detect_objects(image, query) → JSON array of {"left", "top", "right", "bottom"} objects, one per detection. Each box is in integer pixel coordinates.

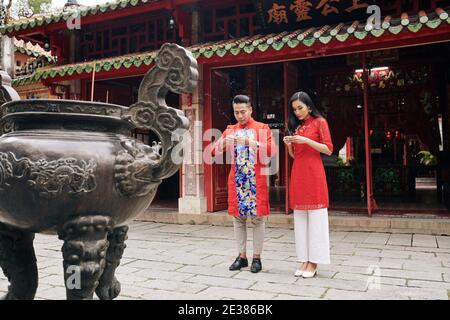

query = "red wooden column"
[
  {"left": 361, "top": 52, "right": 377, "bottom": 216},
  {"left": 203, "top": 65, "right": 214, "bottom": 212},
  {"left": 283, "top": 62, "right": 298, "bottom": 214},
  {"left": 284, "top": 64, "right": 290, "bottom": 215}
]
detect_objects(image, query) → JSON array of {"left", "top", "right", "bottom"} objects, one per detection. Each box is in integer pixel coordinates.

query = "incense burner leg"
[
  {"left": 95, "top": 225, "right": 128, "bottom": 300},
  {"left": 58, "top": 216, "right": 111, "bottom": 300},
  {"left": 0, "top": 223, "right": 38, "bottom": 300}
]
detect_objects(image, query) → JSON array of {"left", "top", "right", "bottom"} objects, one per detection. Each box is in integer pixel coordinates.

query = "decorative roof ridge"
[
  {"left": 39, "top": 49, "right": 158, "bottom": 70},
  {"left": 14, "top": 46, "right": 56, "bottom": 63},
  {"left": 1, "top": 0, "right": 158, "bottom": 35},
  {"left": 14, "top": 39, "right": 56, "bottom": 62}
]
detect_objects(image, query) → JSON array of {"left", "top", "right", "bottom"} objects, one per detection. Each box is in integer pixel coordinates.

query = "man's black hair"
[{"left": 233, "top": 95, "right": 251, "bottom": 105}]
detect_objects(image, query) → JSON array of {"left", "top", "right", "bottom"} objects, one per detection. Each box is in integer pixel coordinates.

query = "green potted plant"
[{"left": 417, "top": 151, "right": 437, "bottom": 166}]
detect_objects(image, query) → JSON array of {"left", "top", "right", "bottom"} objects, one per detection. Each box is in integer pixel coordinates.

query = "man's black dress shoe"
[
  {"left": 250, "top": 258, "right": 262, "bottom": 273},
  {"left": 229, "top": 256, "right": 248, "bottom": 271}
]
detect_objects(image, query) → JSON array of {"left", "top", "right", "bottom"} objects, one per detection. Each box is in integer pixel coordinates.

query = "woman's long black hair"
[{"left": 287, "top": 91, "right": 323, "bottom": 134}]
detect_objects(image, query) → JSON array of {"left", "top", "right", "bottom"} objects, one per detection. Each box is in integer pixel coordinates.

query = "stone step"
[{"left": 137, "top": 210, "right": 450, "bottom": 236}]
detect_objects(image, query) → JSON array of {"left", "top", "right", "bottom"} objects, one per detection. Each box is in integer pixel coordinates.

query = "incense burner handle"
[
  {"left": 121, "top": 43, "right": 198, "bottom": 182},
  {"left": 0, "top": 70, "right": 20, "bottom": 135}
]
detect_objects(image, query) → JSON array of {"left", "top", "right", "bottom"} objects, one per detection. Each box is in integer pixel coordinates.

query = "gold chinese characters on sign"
[
  {"left": 267, "top": 0, "right": 369, "bottom": 24},
  {"left": 290, "top": 0, "right": 313, "bottom": 21},
  {"left": 268, "top": 3, "right": 289, "bottom": 24}
]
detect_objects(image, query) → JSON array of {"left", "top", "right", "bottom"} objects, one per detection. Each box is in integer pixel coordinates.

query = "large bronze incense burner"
[{"left": 0, "top": 43, "right": 197, "bottom": 300}]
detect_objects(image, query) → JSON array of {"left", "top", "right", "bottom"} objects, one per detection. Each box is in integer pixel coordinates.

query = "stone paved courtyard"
[{"left": 1, "top": 221, "right": 450, "bottom": 300}]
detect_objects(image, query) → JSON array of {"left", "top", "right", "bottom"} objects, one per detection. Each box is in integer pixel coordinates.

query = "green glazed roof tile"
[
  {"left": 243, "top": 45, "right": 255, "bottom": 54},
  {"left": 271, "top": 41, "right": 284, "bottom": 51},
  {"left": 133, "top": 59, "right": 143, "bottom": 67},
  {"left": 124, "top": 60, "right": 134, "bottom": 68},
  {"left": 257, "top": 43, "right": 269, "bottom": 52},
  {"left": 407, "top": 23, "right": 423, "bottom": 32},
  {"left": 202, "top": 51, "right": 214, "bottom": 59},
  {"left": 303, "top": 38, "right": 316, "bottom": 47},
  {"left": 319, "top": 36, "right": 332, "bottom": 44},
  {"left": 287, "top": 39, "right": 299, "bottom": 48},
  {"left": 216, "top": 48, "right": 228, "bottom": 57},
  {"left": 389, "top": 25, "right": 403, "bottom": 34},
  {"left": 426, "top": 18, "right": 442, "bottom": 29},
  {"left": 143, "top": 56, "right": 153, "bottom": 65},
  {"left": 371, "top": 28, "right": 385, "bottom": 37},
  {"left": 336, "top": 33, "right": 350, "bottom": 42},
  {"left": 230, "top": 48, "right": 241, "bottom": 56},
  {"left": 354, "top": 30, "right": 368, "bottom": 40}
]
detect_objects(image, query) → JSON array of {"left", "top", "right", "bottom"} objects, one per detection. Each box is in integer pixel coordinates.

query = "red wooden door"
[
  {"left": 211, "top": 70, "right": 232, "bottom": 211},
  {"left": 284, "top": 62, "right": 299, "bottom": 214}
]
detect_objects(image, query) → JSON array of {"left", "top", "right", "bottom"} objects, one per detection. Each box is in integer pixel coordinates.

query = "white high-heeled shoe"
[
  {"left": 294, "top": 269, "right": 304, "bottom": 277},
  {"left": 302, "top": 269, "right": 317, "bottom": 278}
]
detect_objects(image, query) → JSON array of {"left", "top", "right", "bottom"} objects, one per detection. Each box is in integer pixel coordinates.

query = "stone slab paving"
[{"left": 0, "top": 221, "right": 450, "bottom": 300}]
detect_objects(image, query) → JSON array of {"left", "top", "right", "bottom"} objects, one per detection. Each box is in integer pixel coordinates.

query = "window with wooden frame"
[
  {"left": 80, "top": 12, "right": 178, "bottom": 61},
  {"left": 200, "top": 0, "right": 261, "bottom": 42}
]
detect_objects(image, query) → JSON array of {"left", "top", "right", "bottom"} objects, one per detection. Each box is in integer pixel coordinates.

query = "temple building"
[{"left": 1, "top": 0, "right": 449, "bottom": 216}]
